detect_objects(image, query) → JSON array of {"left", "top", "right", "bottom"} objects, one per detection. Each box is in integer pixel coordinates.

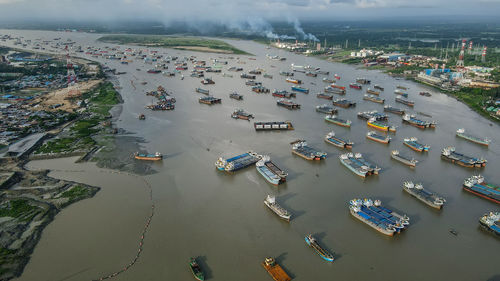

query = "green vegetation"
[
  {"left": 451, "top": 87, "right": 500, "bottom": 122},
  {"left": 60, "top": 185, "right": 89, "bottom": 201},
  {"left": 0, "top": 199, "right": 38, "bottom": 220},
  {"left": 98, "top": 35, "right": 249, "bottom": 55}
]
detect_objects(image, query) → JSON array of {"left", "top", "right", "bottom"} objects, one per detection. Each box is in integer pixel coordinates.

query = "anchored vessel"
[
  {"left": 189, "top": 258, "right": 205, "bottom": 281},
  {"left": 366, "top": 131, "right": 391, "bottom": 144},
  {"left": 403, "top": 137, "right": 430, "bottom": 152},
  {"left": 231, "top": 109, "right": 254, "bottom": 120},
  {"left": 333, "top": 98, "right": 356, "bottom": 108},
  {"left": 134, "top": 152, "right": 162, "bottom": 161},
  {"left": 395, "top": 97, "right": 414, "bottom": 107},
  {"left": 363, "top": 94, "right": 385, "bottom": 104},
  {"left": 420, "top": 91, "right": 432, "bottom": 97},
  {"left": 195, "top": 87, "right": 209, "bottom": 95},
  {"left": 340, "top": 153, "right": 380, "bottom": 178},
  {"left": 456, "top": 128, "right": 490, "bottom": 146},
  {"left": 277, "top": 99, "right": 301, "bottom": 110},
  {"left": 394, "top": 89, "right": 408, "bottom": 98},
  {"left": 441, "top": 147, "right": 486, "bottom": 168},
  {"left": 325, "top": 115, "right": 352, "bottom": 128},
  {"left": 317, "top": 93, "right": 334, "bottom": 100},
  {"left": 215, "top": 152, "right": 261, "bottom": 172},
  {"left": 291, "top": 140, "right": 327, "bottom": 161},
  {"left": 367, "top": 118, "right": 396, "bottom": 132},
  {"left": 324, "top": 86, "right": 346, "bottom": 95},
  {"left": 261, "top": 257, "right": 291, "bottom": 281},
  {"left": 356, "top": 78, "right": 371, "bottom": 84},
  {"left": 391, "top": 150, "right": 417, "bottom": 167},
  {"left": 241, "top": 73, "right": 256, "bottom": 79},
  {"left": 384, "top": 105, "right": 405, "bottom": 115},
  {"left": 463, "top": 175, "right": 500, "bottom": 204},
  {"left": 256, "top": 156, "right": 287, "bottom": 185},
  {"left": 349, "top": 199, "right": 410, "bottom": 236},
  {"left": 264, "top": 195, "right": 291, "bottom": 221},
  {"left": 403, "top": 182, "right": 446, "bottom": 209},
  {"left": 305, "top": 234, "right": 335, "bottom": 262},
  {"left": 350, "top": 83, "right": 362, "bottom": 89},
  {"left": 286, "top": 78, "right": 301, "bottom": 84},
  {"left": 252, "top": 85, "right": 270, "bottom": 93},
  {"left": 402, "top": 114, "right": 436, "bottom": 129},
  {"left": 291, "top": 86, "right": 309, "bottom": 93},
  {"left": 254, "top": 121, "right": 294, "bottom": 131},
  {"left": 199, "top": 96, "right": 221, "bottom": 105},
  {"left": 229, "top": 92, "right": 243, "bottom": 100},
  {"left": 325, "top": 131, "right": 353, "bottom": 149},
  {"left": 316, "top": 104, "right": 337, "bottom": 115},
  {"left": 357, "top": 111, "right": 388, "bottom": 121},
  {"left": 272, "top": 90, "right": 296, "bottom": 98},
  {"left": 479, "top": 212, "right": 500, "bottom": 235},
  {"left": 366, "top": 88, "right": 380, "bottom": 95},
  {"left": 201, "top": 78, "right": 214, "bottom": 84}
]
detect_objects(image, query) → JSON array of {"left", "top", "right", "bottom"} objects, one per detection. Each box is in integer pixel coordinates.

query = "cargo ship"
[
  {"left": 222, "top": 73, "right": 233, "bottom": 78},
  {"left": 374, "top": 84, "right": 384, "bottom": 91},
  {"left": 317, "top": 70, "right": 330, "bottom": 75},
  {"left": 394, "top": 89, "right": 408, "bottom": 98},
  {"left": 215, "top": 151, "right": 261, "bottom": 172},
  {"left": 277, "top": 99, "right": 301, "bottom": 110},
  {"left": 305, "top": 234, "right": 335, "bottom": 262},
  {"left": 189, "top": 258, "right": 205, "bottom": 281},
  {"left": 195, "top": 88, "right": 209, "bottom": 95},
  {"left": 229, "top": 92, "right": 243, "bottom": 100},
  {"left": 272, "top": 90, "right": 296, "bottom": 98},
  {"left": 286, "top": 78, "right": 302, "bottom": 84},
  {"left": 323, "top": 77, "right": 334, "bottom": 83},
  {"left": 363, "top": 94, "right": 385, "bottom": 104},
  {"left": 384, "top": 105, "right": 405, "bottom": 115},
  {"left": 249, "top": 69, "right": 262, "bottom": 75},
  {"left": 325, "top": 115, "right": 352, "bottom": 128},
  {"left": 246, "top": 80, "right": 261, "bottom": 86},
  {"left": 340, "top": 153, "right": 380, "bottom": 177},
  {"left": 330, "top": 84, "right": 346, "bottom": 90},
  {"left": 252, "top": 85, "right": 270, "bottom": 93},
  {"left": 241, "top": 73, "right": 256, "bottom": 79},
  {"left": 391, "top": 150, "right": 417, "bottom": 167},
  {"left": 366, "top": 89, "right": 380, "bottom": 95},
  {"left": 356, "top": 78, "right": 371, "bottom": 84},
  {"left": 397, "top": 85, "right": 408, "bottom": 90},
  {"left": 261, "top": 257, "right": 291, "bottom": 281},
  {"left": 264, "top": 195, "right": 291, "bottom": 221},
  {"left": 316, "top": 104, "right": 337, "bottom": 115},
  {"left": 199, "top": 96, "right": 221, "bottom": 105},
  {"left": 441, "top": 147, "right": 487, "bottom": 168},
  {"left": 456, "top": 128, "right": 490, "bottom": 146},
  {"left": 147, "top": 69, "right": 161, "bottom": 74},
  {"left": 325, "top": 131, "right": 353, "bottom": 149},
  {"left": 349, "top": 198, "right": 409, "bottom": 236},
  {"left": 254, "top": 121, "right": 294, "bottom": 131},
  {"left": 419, "top": 91, "right": 432, "bottom": 97},
  {"left": 403, "top": 137, "right": 429, "bottom": 152},
  {"left": 306, "top": 71, "right": 317, "bottom": 77},
  {"left": 367, "top": 118, "right": 396, "bottom": 133},
  {"left": 279, "top": 71, "right": 294, "bottom": 76},
  {"left": 134, "top": 152, "right": 163, "bottom": 161},
  {"left": 403, "top": 182, "right": 446, "bottom": 209},
  {"left": 291, "top": 140, "right": 327, "bottom": 161},
  {"left": 395, "top": 97, "right": 414, "bottom": 107},
  {"left": 402, "top": 114, "right": 436, "bottom": 129},
  {"left": 264, "top": 73, "right": 273, "bottom": 79},
  {"left": 317, "top": 93, "right": 333, "bottom": 100},
  {"left": 366, "top": 131, "right": 391, "bottom": 144},
  {"left": 349, "top": 83, "right": 362, "bottom": 89},
  {"left": 332, "top": 98, "right": 356, "bottom": 108},
  {"left": 231, "top": 109, "right": 254, "bottom": 120},
  {"left": 201, "top": 78, "right": 214, "bottom": 85},
  {"left": 324, "top": 86, "right": 346, "bottom": 95},
  {"left": 479, "top": 212, "right": 500, "bottom": 235},
  {"left": 256, "top": 156, "right": 287, "bottom": 185},
  {"left": 334, "top": 74, "right": 341, "bottom": 80},
  {"left": 463, "top": 176, "right": 499, "bottom": 204},
  {"left": 291, "top": 86, "right": 309, "bottom": 93},
  {"left": 357, "top": 111, "right": 388, "bottom": 121}
]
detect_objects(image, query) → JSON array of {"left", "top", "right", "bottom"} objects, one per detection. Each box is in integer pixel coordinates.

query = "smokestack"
[{"left": 481, "top": 46, "right": 487, "bottom": 63}]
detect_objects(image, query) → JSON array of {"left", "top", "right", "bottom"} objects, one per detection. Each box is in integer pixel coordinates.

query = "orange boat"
[
  {"left": 285, "top": 78, "right": 301, "bottom": 84},
  {"left": 134, "top": 152, "right": 163, "bottom": 161},
  {"left": 330, "top": 84, "right": 346, "bottom": 90},
  {"left": 262, "top": 257, "right": 291, "bottom": 281}
]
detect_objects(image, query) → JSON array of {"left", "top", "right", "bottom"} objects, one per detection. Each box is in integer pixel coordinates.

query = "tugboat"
[
  {"left": 340, "top": 153, "right": 380, "bottom": 178},
  {"left": 231, "top": 109, "right": 254, "bottom": 120},
  {"left": 441, "top": 147, "right": 487, "bottom": 168},
  {"left": 463, "top": 176, "right": 499, "bottom": 204},
  {"left": 215, "top": 151, "right": 261, "bottom": 172},
  {"left": 349, "top": 199, "right": 410, "bottom": 236},
  {"left": 363, "top": 94, "right": 385, "bottom": 104},
  {"left": 402, "top": 114, "right": 436, "bottom": 129},
  {"left": 254, "top": 121, "right": 294, "bottom": 131},
  {"left": 277, "top": 99, "right": 300, "bottom": 110},
  {"left": 479, "top": 212, "right": 500, "bottom": 235},
  {"left": 229, "top": 92, "right": 243, "bottom": 100},
  {"left": 264, "top": 195, "right": 291, "bottom": 221},
  {"left": 325, "top": 115, "right": 352, "bottom": 128},
  {"left": 272, "top": 90, "right": 296, "bottom": 98},
  {"left": 189, "top": 258, "right": 205, "bottom": 281},
  {"left": 305, "top": 234, "right": 335, "bottom": 262},
  {"left": 291, "top": 140, "right": 327, "bottom": 161},
  {"left": 291, "top": 86, "right": 309, "bottom": 93},
  {"left": 403, "top": 137, "right": 430, "bottom": 152},
  {"left": 332, "top": 98, "right": 356, "bottom": 108},
  {"left": 366, "top": 131, "right": 391, "bottom": 144},
  {"left": 134, "top": 152, "right": 163, "bottom": 161},
  {"left": 403, "top": 182, "right": 446, "bottom": 209},
  {"left": 316, "top": 104, "right": 337, "bottom": 115},
  {"left": 391, "top": 150, "right": 417, "bottom": 167},
  {"left": 256, "top": 156, "right": 287, "bottom": 185},
  {"left": 456, "top": 128, "right": 490, "bottom": 146},
  {"left": 384, "top": 105, "right": 405, "bottom": 115},
  {"left": 395, "top": 97, "right": 414, "bottom": 107},
  {"left": 367, "top": 118, "right": 396, "bottom": 132},
  {"left": 261, "top": 257, "right": 291, "bottom": 281},
  {"left": 325, "top": 131, "right": 353, "bottom": 149}
]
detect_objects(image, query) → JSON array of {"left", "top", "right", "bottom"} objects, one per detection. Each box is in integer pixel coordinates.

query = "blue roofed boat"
[
  {"left": 479, "top": 212, "right": 500, "bottom": 236},
  {"left": 215, "top": 151, "right": 261, "bottom": 172},
  {"left": 256, "top": 156, "right": 287, "bottom": 185}
]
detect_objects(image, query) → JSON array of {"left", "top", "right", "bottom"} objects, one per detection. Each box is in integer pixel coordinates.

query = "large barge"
[
  {"left": 264, "top": 195, "right": 291, "bottom": 221},
  {"left": 316, "top": 104, "right": 337, "bottom": 115},
  {"left": 261, "top": 257, "right": 291, "bottom": 281},
  {"left": 463, "top": 175, "right": 499, "bottom": 204},
  {"left": 305, "top": 234, "right": 335, "bottom": 262},
  {"left": 402, "top": 114, "right": 436, "bottom": 129},
  {"left": 366, "top": 131, "right": 391, "bottom": 144},
  {"left": 363, "top": 94, "right": 385, "bottom": 104},
  {"left": 367, "top": 118, "right": 396, "bottom": 132},
  {"left": 349, "top": 199, "right": 410, "bottom": 236},
  {"left": 199, "top": 96, "right": 221, "bottom": 105},
  {"left": 333, "top": 98, "right": 356, "bottom": 108},
  {"left": 403, "top": 137, "right": 430, "bottom": 152},
  {"left": 291, "top": 86, "right": 309, "bottom": 93},
  {"left": 231, "top": 109, "right": 254, "bottom": 120},
  {"left": 215, "top": 151, "right": 261, "bottom": 172},
  {"left": 272, "top": 90, "right": 296, "bottom": 98},
  {"left": 324, "top": 86, "right": 346, "bottom": 95},
  {"left": 403, "top": 181, "right": 446, "bottom": 209},
  {"left": 256, "top": 156, "right": 287, "bottom": 185},
  {"left": 325, "top": 131, "right": 353, "bottom": 149},
  {"left": 456, "top": 128, "right": 490, "bottom": 146},
  {"left": 325, "top": 115, "right": 352, "bottom": 128},
  {"left": 384, "top": 105, "right": 405, "bottom": 115},
  {"left": 254, "top": 121, "right": 294, "bottom": 131},
  {"left": 291, "top": 140, "right": 327, "bottom": 161},
  {"left": 357, "top": 111, "right": 388, "bottom": 121},
  {"left": 134, "top": 152, "right": 163, "bottom": 161},
  {"left": 390, "top": 150, "right": 417, "bottom": 167},
  {"left": 339, "top": 153, "right": 380, "bottom": 178},
  {"left": 441, "top": 147, "right": 486, "bottom": 168},
  {"left": 277, "top": 99, "right": 301, "bottom": 110},
  {"left": 395, "top": 97, "right": 415, "bottom": 107},
  {"left": 479, "top": 212, "right": 500, "bottom": 235}
]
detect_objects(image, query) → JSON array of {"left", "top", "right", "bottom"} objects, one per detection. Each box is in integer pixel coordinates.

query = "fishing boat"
[
  {"left": 441, "top": 147, "right": 487, "bottom": 168},
  {"left": 256, "top": 156, "right": 287, "bottom": 185},
  {"left": 254, "top": 121, "right": 294, "bottom": 131},
  {"left": 325, "top": 115, "right": 351, "bottom": 128},
  {"left": 403, "top": 137, "right": 429, "bottom": 152},
  {"left": 366, "top": 89, "right": 380, "bottom": 95},
  {"left": 374, "top": 84, "right": 384, "bottom": 91},
  {"left": 324, "top": 86, "right": 346, "bottom": 95},
  {"left": 325, "top": 131, "right": 353, "bottom": 149},
  {"left": 395, "top": 97, "right": 414, "bottom": 107},
  {"left": 391, "top": 150, "right": 418, "bottom": 167},
  {"left": 317, "top": 93, "right": 333, "bottom": 100},
  {"left": 229, "top": 92, "right": 243, "bottom": 100},
  {"left": 199, "top": 96, "right": 221, "bottom": 105},
  {"left": 340, "top": 153, "right": 380, "bottom": 177},
  {"left": 264, "top": 195, "right": 291, "bottom": 221},
  {"left": 231, "top": 109, "right": 254, "bottom": 120},
  {"left": 332, "top": 98, "right": 356, "bottom": 108},
  {"left": 456, "top": 128, "right": 490, "bottom": 146},
  {"left": 215, "top": 151, "right": 261, "bottom": 172},
  {"left": 463, "top": 175, "right": 500, "bottom": 204},
  {"left": 394, "top": 89, "right": 408, "bottom": 98},
  {"left": 272, "top": 90, "right": 296, "bottom": 98},
  {"left": 261, "top": 257, "right": 291, "bottom": 281},
  {"left": 349, "top": 199, "right": 409, "bottom": 236},
  {"left": 384, "top": 105, "right": 405, "bottom": 115},
  {"left": 349, "top": 83, "right": 362, "bottom": 89},
  {"left": 286, "top": 78, "right": 302, "bottom": 84},
  {"left": 291, "top": 86, "right": 309, "bottom": 93},
  {"left": 316, "top": 104, "right": 337, "bottom": 115},
  {"left": 403, "top": 182, "right": 446, "bottom": 209},
  {"left": 479, "top": 212, "right": 500, "bottom": 235},
  {"left": 367, "top": 118, "right": 396, "bottom": 132},
  {"left": 134, "top": 152, "right": 162, "bottom": 161},
  {"left": 402, "top": 114, "right": 436, "bottom": 129},
  {"left": 195, "top": 88, "right": 209, "bottom": 95},
  {"left": 305, "top": 234, "right": 335, "bottom": 262},
  {"left": 277, "top": 99, "right": 300, "bottom": 109},
  {"left": 356, "top": 78, "right": 371, "bottom": 84},
  {"left": 189, "top": 258, "right": 205, "bottom": 281},
  {"left": 357, "top": 111, "right": 388, "bottom": 121},
  {"left": 291, "top": 140, "right": 327, "bottom": 161},
  {"left": 366, "top": 131, "right": 391, "bottom": 144},
  {"left": 363, "top": 94, "right": 385, "bottom": 104}
]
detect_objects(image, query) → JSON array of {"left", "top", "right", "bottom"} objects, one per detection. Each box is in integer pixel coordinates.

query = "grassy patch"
[
  {"left": 0, "top": 199, "right": 38, "bottom": 219},
  {"left": 60, "top": 185, "right": 89, "bottom": 201}
]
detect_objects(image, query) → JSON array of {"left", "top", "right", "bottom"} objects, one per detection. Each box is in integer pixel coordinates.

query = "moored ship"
[
  {"left": 264, "top": 195, "right": 291, "bottom": 221},
  {"left": 291, "top": 140, "right": 327, "bottom": 161},
  {"left": 291, "top": 86, "right": 309, "bottom": 93},
  {"left": 317, "top": 93, "right": 333, "bottom": 100},
  {"left": 332, "top": 98, "right": 356, "bottom": 108},
  {"left": 367, "top": 118, "right": 396, "bottom": 132},
  {"left": 199, "top": 96, "right": 222, "bottom": 105},
  {"left": 403, "top": 137, "right": 430, "bottom": 152},
  {"left": 391, "top": 150, "right": 417, "bottom": 167},
  {"left": 256, "top": 156, "right": 287, "bottom": 185},
  {"left": 324, "top": 86, "right": 346, "bottom": 95},
  {"left": 479, "top": 212, "right": 500, "bottom": 235},
  {"left": 195, "top": 87, "right": 209, "bottom": 95},
  {"left": 357, "top": 111, "right": 388, "bottom": 121},
  {"left": 286, "top": 78, "right": 301, "bottom": 84},
  {"left": 261, "top": 257, "right": 291, "bottom": 281},
  {"left": 340, "top": 153, "right": 380, "bottom": 177},
  {"left": 384, "top": 105, "right": 405, "bottom": 115},
  {"left": 215, "top": 151, "right": 261, "bottom": 172},
  {"left": 305, "top": 234, "right": 335, "bottom": 262},
  {"left": 463, "top": 175, "right": 499, "bottom": 204},
  {"left": 456, "top": 128, "right": 490, "bottom": 146},
  {"left": 366, "top": 131, "right": 391, "bottom": 144},
  {"left": 272, "top": 90, "right": 296, "bottom": 98},
  {"left": 349, "top": 198, "right": 409, "bottom": 236},
  {"left": 349, "top": 83, "right": 362, "bottom": 89},
  {"left": 134, "top": 152, "right": 163, "bottom": 161},
  {"left": 402, "top": 114, "right": 436, "bottom": 129},
  {"left": 254, "top": 121, "right": 294, "bottom": 131},
  {"left": 189, "top": 258, "right": 205, "bottom": 281},
  {"left": 231, "top": 109, "right": 254, "bottom": 120},
  {"left": 403, "top": 181, "right": 446, "bottom": 209},
  {"left": 441, "top": 147, "right": 486, "bottom": 168},
  {"left": 316, "top": 104, "right": 337, "bottom": 115},
  {"left": 277, "top": 98, "right": 301, "bottom": 110},
  {"left": 325, "top": 115, "right": 352, "bottom": 128},
  {"left": 229, "top": 92, "right": 243, "bottom": 100},
  {"left": 325, "top": 131, "right": 353, "bottom": 149},
  {"left": 363, "top": 94, "right": 385, "bottom": 104},
  {"left": 395, "top": 97, "right": 414, "bottom": 107}
]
